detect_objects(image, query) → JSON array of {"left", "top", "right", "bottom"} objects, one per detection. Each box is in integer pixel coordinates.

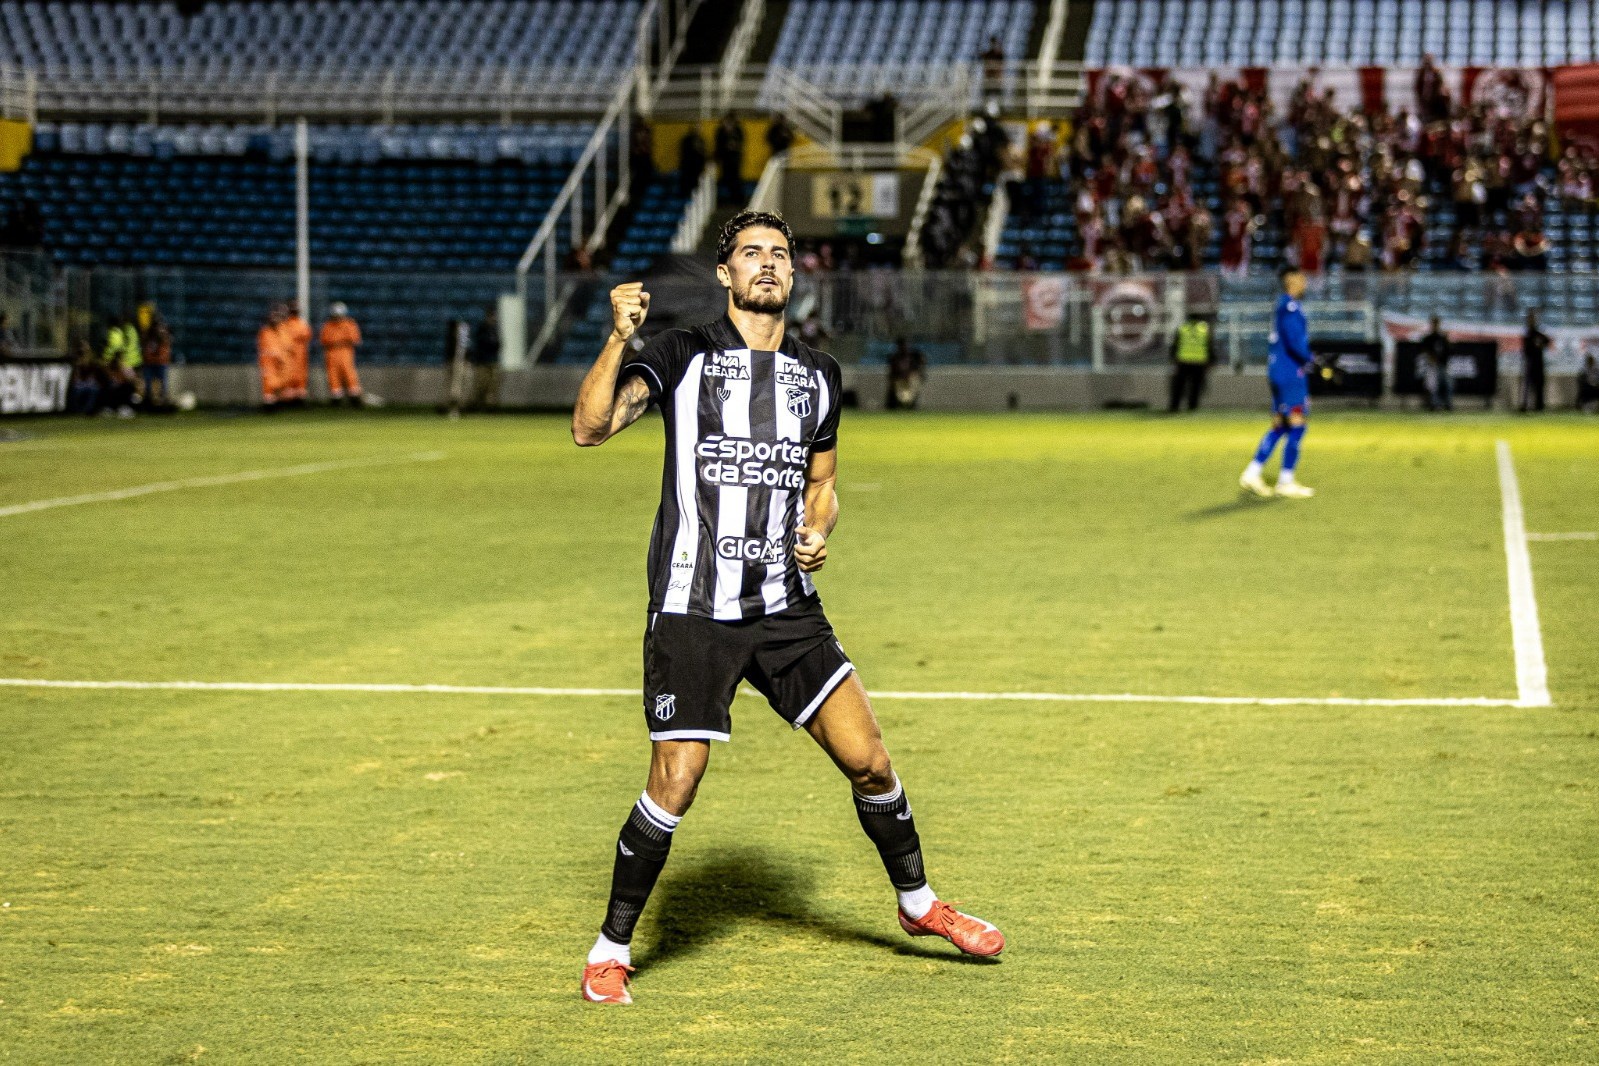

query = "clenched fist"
[
  {"left": 610, "top": 282, "right": 651, "bottom": 342},
  {"left": 795, "top": 525, "right": 827, "bottom": 573}
]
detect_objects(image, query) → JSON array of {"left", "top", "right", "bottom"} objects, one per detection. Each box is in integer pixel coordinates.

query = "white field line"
[
  {"left": 1527, "top": 531, "right": 1597, "bottom": 542},
  {"left": 1496, "top": 441, "right": 1552, "bottom": 708},
  {"left": 0, "top": 452, "right": 445, "bottom": 519},
  {"left": 0, "top": 677, "right": 1528, "bottom": 708}
]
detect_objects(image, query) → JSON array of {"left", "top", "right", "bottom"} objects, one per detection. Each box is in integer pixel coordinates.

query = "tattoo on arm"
[{"left": 611, "top": 375, "right": 653, "bottom": 434}]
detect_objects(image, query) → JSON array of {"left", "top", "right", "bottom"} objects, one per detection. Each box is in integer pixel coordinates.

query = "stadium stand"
[
  {"left": 0, "top": 122, "right": 602, "bottom": 361},
  {"left": 0, "top": 124, "right": 596, "bottom": 271},
  {"left": 762, "top": 0, "right": 1034, "bottom": 104},
  {"left": 1086, "top": 0, "right": 1599, "bottom": 69},
  {"left": 0, "top": 0, "right": 639, "bottom": 81}
]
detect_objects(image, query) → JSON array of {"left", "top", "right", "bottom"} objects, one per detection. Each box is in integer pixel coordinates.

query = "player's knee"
[
  {"left": 649, "top": 745, "right": 708, "bottom": 813},
  {"left": 653, "top": 765, "right": 702, "bottom": 810},
  {"left": 846, "top": 751, "right": 896, "bottom": 795}
]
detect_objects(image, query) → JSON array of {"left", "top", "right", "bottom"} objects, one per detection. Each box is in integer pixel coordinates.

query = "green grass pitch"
[{"left": 1, "top": 410, "right": 1595, "bottom": 1064}]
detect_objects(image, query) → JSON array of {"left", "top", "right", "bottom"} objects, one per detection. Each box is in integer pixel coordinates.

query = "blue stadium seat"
[
  {"left": 0, "top": 1, "right": 642, "bottom": 89},
  {"left": 760, "top": 0, "right": 1033, "bottom": 108},
  {"left": 1084, "top": 0, "right": 1597, "bottom": 67}
]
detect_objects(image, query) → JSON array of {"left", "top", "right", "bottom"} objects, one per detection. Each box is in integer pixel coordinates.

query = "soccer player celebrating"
[
  {"left": 570, "top": 210, "right": 1005, "bottom": 1005},
  {"left": 1240, "top": 267, "right": 1317, "bottom": 499}
]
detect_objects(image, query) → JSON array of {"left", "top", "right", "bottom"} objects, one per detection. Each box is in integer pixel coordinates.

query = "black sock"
[
  {"left": 853, "top": 776, "right": 927, "bottom": 891},
  {"left": 600, "top": 796, "right": 679, "bottom": 944}
]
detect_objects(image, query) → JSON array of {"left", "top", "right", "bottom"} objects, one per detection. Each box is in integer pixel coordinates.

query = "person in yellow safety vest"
[
  {"left": 102, "top": 308, "right": 143, "bottom": 372},
  {"left": 1168, "top": 313, "right": 1217, "bottom": 413},
  {"left": 99, "top": 309, "right": 143, "bottom": 417}
]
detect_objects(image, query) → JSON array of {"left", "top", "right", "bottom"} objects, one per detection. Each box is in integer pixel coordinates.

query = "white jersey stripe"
[
  {"left": 712, "top": 351, "right": 753, "bottom": 620},
  {"left": 798, "top": 373, "right": 834, "bottom": 599},
  {"left": 661, "top": 353, "right": 705, "bottom": 614}
]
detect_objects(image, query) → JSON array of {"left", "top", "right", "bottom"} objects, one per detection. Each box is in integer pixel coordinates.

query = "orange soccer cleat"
[
  {"left": 581, "top": 960, "right": 635, "bottom": 1004},
  {"left": 898, "top": 900, "right": 1006, "bottom": 957}
]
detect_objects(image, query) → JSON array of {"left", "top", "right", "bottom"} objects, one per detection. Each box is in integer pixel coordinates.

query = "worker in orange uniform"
[
  {"left": 280, "top": 300, "right": 312, "bottom": 403},
  {"left": 257, "top": 303, "right": 289, "bottom": 410},
  {"left": 320, "top": 301, "right": 364, "bottom": 406}
]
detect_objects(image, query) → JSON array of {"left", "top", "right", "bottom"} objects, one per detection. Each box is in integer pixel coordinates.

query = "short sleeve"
[
  {"left": 620, "top": 330, "right": 690, "bottom": 403},
  {"left": 812, "top": 354, "right": 843, "bottom": 452}
]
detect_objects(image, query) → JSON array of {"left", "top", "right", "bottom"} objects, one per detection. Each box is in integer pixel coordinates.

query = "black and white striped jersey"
[{"left": 620, "top": 314, "right": 843, "bottom": 621}]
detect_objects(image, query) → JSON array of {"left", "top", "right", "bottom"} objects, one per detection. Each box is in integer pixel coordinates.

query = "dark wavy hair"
[{"left": 716, "top": 210, "right": 794, "bottom": 264}]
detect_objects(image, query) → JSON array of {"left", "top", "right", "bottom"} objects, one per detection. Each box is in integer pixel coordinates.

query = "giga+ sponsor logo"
[
  {"left": 717, "top": 535, "right": 787, "bottom": 565},
  {"left": 696, "top": 434, "right": 807, "bottom": 488}
]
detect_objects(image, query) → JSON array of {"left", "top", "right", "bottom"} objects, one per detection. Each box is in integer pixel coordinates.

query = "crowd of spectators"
[{"left": 1008, "top": 58, "right": 1593, "bottom": 277}]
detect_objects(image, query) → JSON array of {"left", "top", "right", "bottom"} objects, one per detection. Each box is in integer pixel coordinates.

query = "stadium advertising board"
[
  {"left": 0, "top": 357, "right": 72, "bottom": 416},
  {"left": 1382, "top": 312, "right": 1599, "bottom": 374},
  {"left": 1394, "top": 341, "right": 1500, "bottom": 399},
  {"left": 1308, "top": 341, "right": 1384, "bottom": 400},
  {"left": 809, "top": 172, "right": 900, "bottom": 220},
  {"left": 785, "top": 171, "right": 915, "bottom": 237}
]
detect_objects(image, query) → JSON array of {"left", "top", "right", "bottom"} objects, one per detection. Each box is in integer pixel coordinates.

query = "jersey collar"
[{"left": 714, "top": 313, "right": 797, "bottom": 356}]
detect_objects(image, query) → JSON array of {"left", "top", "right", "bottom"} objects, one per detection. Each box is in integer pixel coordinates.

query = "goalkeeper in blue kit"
[{"left": 1240, "top": 268, "right": 1316, "bottom": 499}]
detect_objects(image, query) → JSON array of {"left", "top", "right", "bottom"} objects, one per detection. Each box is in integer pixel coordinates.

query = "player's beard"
[{"left": 731, "top": 274, "right": 789, "bottom": 314}]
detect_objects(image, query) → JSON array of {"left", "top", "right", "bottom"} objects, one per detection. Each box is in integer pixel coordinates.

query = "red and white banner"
[
  {"left": 1094, "top": 65, "right": 1553, "bottom": 122},
  {"left": 1381, "top": 312, "right": 1595, "bottom": 374},
  {"left": 1021, "top": 275, "right": 1069, "bottom": 331}
]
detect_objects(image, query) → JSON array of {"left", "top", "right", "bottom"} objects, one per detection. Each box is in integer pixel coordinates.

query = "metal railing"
[
  {"left": 634, "top": 0, "right": 702, "bottom": 114},
  {"left": 747, "top": 149, "right": 788, "bottom": 215},
  {"left": 0, "top": 250, "right": 65, "bottom": 356},
  {"left": 516, "top": 0, "right": 698, "bottom": 363},
  {"left": 902, "top": 154, "right": 944, "bottom": 269},
  {"left": 651, "top": 60, "right": 1085, "bottom": 121},
  {"left": 2, "top": 66, "right": 641, "bottom": 124},
  {"left": 30, "top": 261, "right": 1599, "bottom": 370},
  {"left": 0, "top": 64, "right": 35, "bottom": 122},
  {"left": 516, "top": 80, "right": 632, "bottom": 360},
  {"left": 982, "top": 182, "right": 1012, "bottom": 265},
  {"left": 716, "top": 0, "right": 768, "bottom": 111},
  {"left": 767, "top": 67, "right": 844, "bottom": 146},
  {"left": 4, "top": 53, "right": 1088, "bottom": 127},
  {"left": 1014, "top": 61, "right": 1088, "bottom": 117},
  {"left": 671, "top": 168, "right": 720, "bottom": 255}
]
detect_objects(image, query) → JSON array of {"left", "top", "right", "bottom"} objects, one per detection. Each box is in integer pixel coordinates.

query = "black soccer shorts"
[{"left": 641, "top": 597, "right": 856, "bottom": 742}]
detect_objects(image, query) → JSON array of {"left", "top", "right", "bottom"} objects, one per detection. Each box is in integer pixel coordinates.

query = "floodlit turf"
[{"left": 1, "top": 409, "right": 1595, "bottom": 1064}]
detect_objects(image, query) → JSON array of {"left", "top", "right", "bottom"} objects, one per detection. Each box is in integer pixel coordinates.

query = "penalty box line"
[
  {"left": 0, "top": 677, "right": 1532, "bottom": 708},
  {"left": 0, "top": 452, "right": 446, "bottom": 519},
  {"left": 1496, "top": 441, "right": 1552, "bottom": 708}
]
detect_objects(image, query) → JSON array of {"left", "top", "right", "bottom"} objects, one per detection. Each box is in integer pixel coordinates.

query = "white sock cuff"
[
  {"left": 897, "top": 884, "right": 937, "bottom": 920},
  {"left": 638, "top": 790, "right": 682, "bottom": 831},
  {"left": 588, "top": 933, "right": 632, "bottom": 966},
  {"left": 853, "top": 774, "right": 903, "bottom": 805}
]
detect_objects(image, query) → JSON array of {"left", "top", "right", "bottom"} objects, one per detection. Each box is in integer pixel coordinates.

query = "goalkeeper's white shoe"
[
  {"left": 1240, "top": 470, "right": 1274, "bottom": 497},
  {"left": 1276, "top": 481, "right": 1316, "bottom": 499}
]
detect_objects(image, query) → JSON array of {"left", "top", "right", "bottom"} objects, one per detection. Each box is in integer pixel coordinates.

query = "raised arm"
[
  {"left": 572, "top": 283, "right": 653, "bottom": 446},
  {"left": 795, "top": 446, "right": 838, "bottom": 573}
]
